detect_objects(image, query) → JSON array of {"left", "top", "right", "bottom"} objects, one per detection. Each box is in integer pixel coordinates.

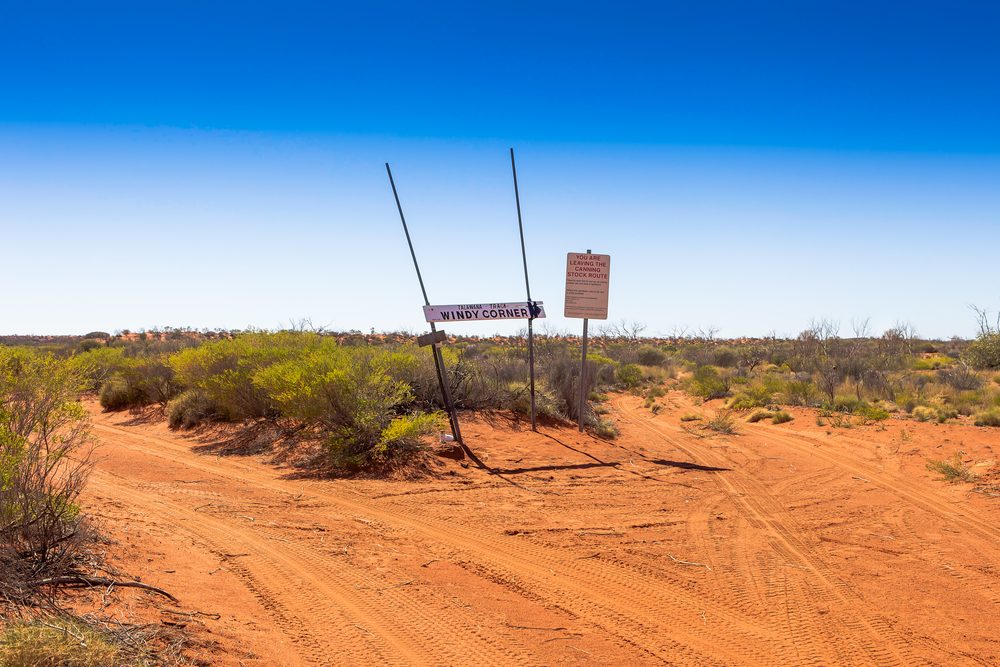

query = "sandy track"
[{"left": 83, "top": 395, "right": 999, "bottom": 665}]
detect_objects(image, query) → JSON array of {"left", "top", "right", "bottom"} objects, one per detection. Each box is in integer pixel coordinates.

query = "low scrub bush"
[
  {"left": 688, "top": 366, "right": 730, "bottom": 400},
  {"left": 616, "top": 363, "right": 643, "bottom": 389},
  {"left": 636, "top": 345, "right": 667, "bottom": 366},
  {"left": 166, "top": 389, "right": 219, "bottom": 429},
  {"left": 506, "top": 381, "right": 565, "bottom": 421},
  {"left": 911, "top": 405, "right": 937, "bottom": 422},
  {"left": 973, "top": 408, "right": 1000, "bottom": 427},
  {"left": 746, "top": 409, "right": 774, "bottom": 423},
  {"left": 938, "top": 364, "right": 983, "bottom": 391},
  {"left": 0, "top": 348, "right": 92, "bottom": 599},
  {"left": 926, "top": 453, "right": 975, "bottom": 482},
  {"left": 856, "top": 404, "right": 890, "bottom": 422},
  {"left": 592, "top": 417, "right": 619, "bottom": 439},
  {"left": 772, "top": 410, "right": 794, "bottom": 424},
  {"left": 0, "top": 618, "right": 133, "bottom": 667},
  {"left": 965, "top": 332, "right": 1000, "bottom": 370},
  {"left": 705, "top": 410, "right": 739, "bottom": 434},
  {"left": 783, "top": 379, "right": 816, "bottom": 406},
  {"left": 98, "top": 377, "right": 144, "bottom": 411},
  {"left": 252, "top": 346, "right": 439, "bottom": 467},
  {"left": 913, "top": 355, "right": 953, "bottom": 370},
  {"left": 729, "top": 382, "right": 774, "bottom": 410}
]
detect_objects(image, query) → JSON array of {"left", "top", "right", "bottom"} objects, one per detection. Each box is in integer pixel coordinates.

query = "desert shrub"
[
  {"left": 746, "top": 409, "right": 774, "bottom": 423},
  {"left": 856, "top": 404, "right": 890, "bottom": 422},
  {"left": 445, "top": 348, "right": 525, "bottom": 410},
  {"left": 67, "top": 347, "right": 128, "bottom": 391},
  {"left": 616, "top": 363, "right": 643, "bottom": 389},
  {"left": 771, "top": 410, "right": 794, "bottom": 424},
  {"left": 543, "top": 353, "right": 599, "bottom": 421},
  {"left": 705, "top": 410, "right": 739, "bottom": 434},
  {"left": 973, "top": 409, "right": 1000, "bottom": 427},
  {"left": 911, "top": 405, "right": 937, "bottom": 422},
  {"left": 831, "top": 395, "right": 864, "bottom": 414},
  {"left": 506, "top": 381, "right": 565, "bottom": 421},
  {"left": 0, "top": 348, "right": 92, "bottom": 598},
  {"left": 680, "top": 412, "right": 702, "bottom": 422},
  {"left": 938, "top": 364, "right": 983, "bottom": 391},
  {"left": 926, "top": 454, "right": 975, "bottom": 482},
  {"left": 96, "top": 357, "right": 178, "bottom": 410},
  {"left": 252, "top": 346, "right": 438, "bottom": 467},
  {"left": 166, "top": 389, "right": 220, "bottom": 429},
  {"left": 729, "top": 382, "right": 775, "bottom": 410},
  {"left": 688, "top": 366, "right": 730, "bottom": 400},
  {"left": 593, "top": 418, "right": 619, "bottom": 439},
  {"left": 636, "top": 345, "right": 667, "bottom": 366},
  {"left": 169, "top": 332, "right": 324, "bottom": 420},
  {"left": 913, "top": 355, "right": 954, "bottom": 371},
  {"left": 98, "top": 377, "right": 144, "bottom": 411},
  {"left": 0, "top": 619, "right": 134, "bottom": 667},
  {"left": 783, "top": 379, "right": 816, "bottom": 406},
  {"left": 965, "top": 332, "right": 1000, "bottom": 370},
  {"left": 936, "top": 407, "right": 959, "bottom": 423},
  {"left": 944, "top": 389, "right": 988, "bottom": 416},
  {"left": 712, "top": 348, "right": 739, "bottom": 368}
]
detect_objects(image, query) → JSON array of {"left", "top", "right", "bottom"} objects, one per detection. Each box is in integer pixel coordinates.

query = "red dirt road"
[{"left": 82, "top": 393, "right": 999, "bottom": 665}]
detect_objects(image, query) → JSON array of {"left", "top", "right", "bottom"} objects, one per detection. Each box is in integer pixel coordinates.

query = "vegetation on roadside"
[{"left": 926, "top": 453, "right": 976, "bottom": 483}]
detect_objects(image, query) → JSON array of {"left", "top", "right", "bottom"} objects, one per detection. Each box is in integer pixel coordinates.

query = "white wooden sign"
[
  {"left": 423, "top": 301, "right": 545, "bottom": 323},
  {"left": 564, "top": 253, "right": 610, "bottom": 319}
]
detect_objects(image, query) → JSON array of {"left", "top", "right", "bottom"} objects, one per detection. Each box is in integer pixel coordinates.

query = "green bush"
[
  {"left": 772, "top": 410, "right": 794, "bottom": 424},
  {"left": 688, "top": 366, "right": 730, "bottom": 400},
  {"left": 729, "top": 382, "right": 774, "bottom": 410},
  {"left": 169, "top": 332, "right": 325, "bottom": 420},
  {"left": 252, "top": 346, "right": 438, "bottom": 466},
  {"left": 636, "top": 345, "right": 667, "bottom": 366},
  {"left": 856, "top": 404, "right": 890, "bottom": 422},
  {"left": 965, "top": 332, "right": 1000, "bottom": 370},
  {"left": 783, "top": 379, "right": 816, "bottom": 406},
  {"left": 98, "top": 377, "right": 144, "bottom": 411},
  {"left": 67, "top": 347, "right": 127, "bottom": 391},
  {"left": 0, "top": 348, "right": 92, "bottom": 596},
  {"left": 166, "top": 389, "right": 219, "bottom": 429},
  {"left": 616, "top": 363, "right": 643, "bottom": 389},
  {"left": 973, "top": 408, "right": 1000, "bottom": 427}
]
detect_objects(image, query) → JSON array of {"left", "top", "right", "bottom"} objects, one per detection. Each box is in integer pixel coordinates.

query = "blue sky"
[{"left": 1, "top": 2, "right": 998, "bottom": 338}]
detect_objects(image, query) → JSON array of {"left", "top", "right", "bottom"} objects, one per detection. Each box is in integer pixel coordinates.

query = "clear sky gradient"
[{"left": 1, "top": 2, "right": 998, "bottom": 338}]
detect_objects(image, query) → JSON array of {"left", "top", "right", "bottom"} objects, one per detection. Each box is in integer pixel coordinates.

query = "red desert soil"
[{"left": 81, "top": 393, "right": 999, "bottom": 666}]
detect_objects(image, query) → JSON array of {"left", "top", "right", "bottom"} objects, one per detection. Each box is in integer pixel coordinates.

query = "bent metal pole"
[
  {"left": 385, "top": 163, "right": 463, "bottom": 446},
  {"left": 510, "top": 148, "right": 537, "bottom": 431}
]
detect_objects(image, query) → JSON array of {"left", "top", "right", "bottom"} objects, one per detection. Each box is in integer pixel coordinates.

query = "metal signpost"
[
  {"left": 387, "top": 152, "right": 547, "bottom": 446},
  {"left": 509, "top": 149, "right": 539, "bottom": 430},
  {"left": 564, "top": 251, "right": 611, "bottom": 432},
  {"left": 385, "top": 163, "right": 463, "bottom": 447}
]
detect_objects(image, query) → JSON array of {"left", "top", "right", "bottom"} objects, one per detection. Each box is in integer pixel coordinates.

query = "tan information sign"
[{"left": 564, "top": 252, "right": 610, "bottom": 319}]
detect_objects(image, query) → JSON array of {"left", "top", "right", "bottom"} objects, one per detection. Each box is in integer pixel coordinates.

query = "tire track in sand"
[
  {"left": 91, "top": 418, "right": 785, "bottom": 665},
  {"left": 89, "top": 468, "right": 542, "bottom": 667},
  {"left": 611, "top": 399, "right": 919, "bottom": 666}
]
